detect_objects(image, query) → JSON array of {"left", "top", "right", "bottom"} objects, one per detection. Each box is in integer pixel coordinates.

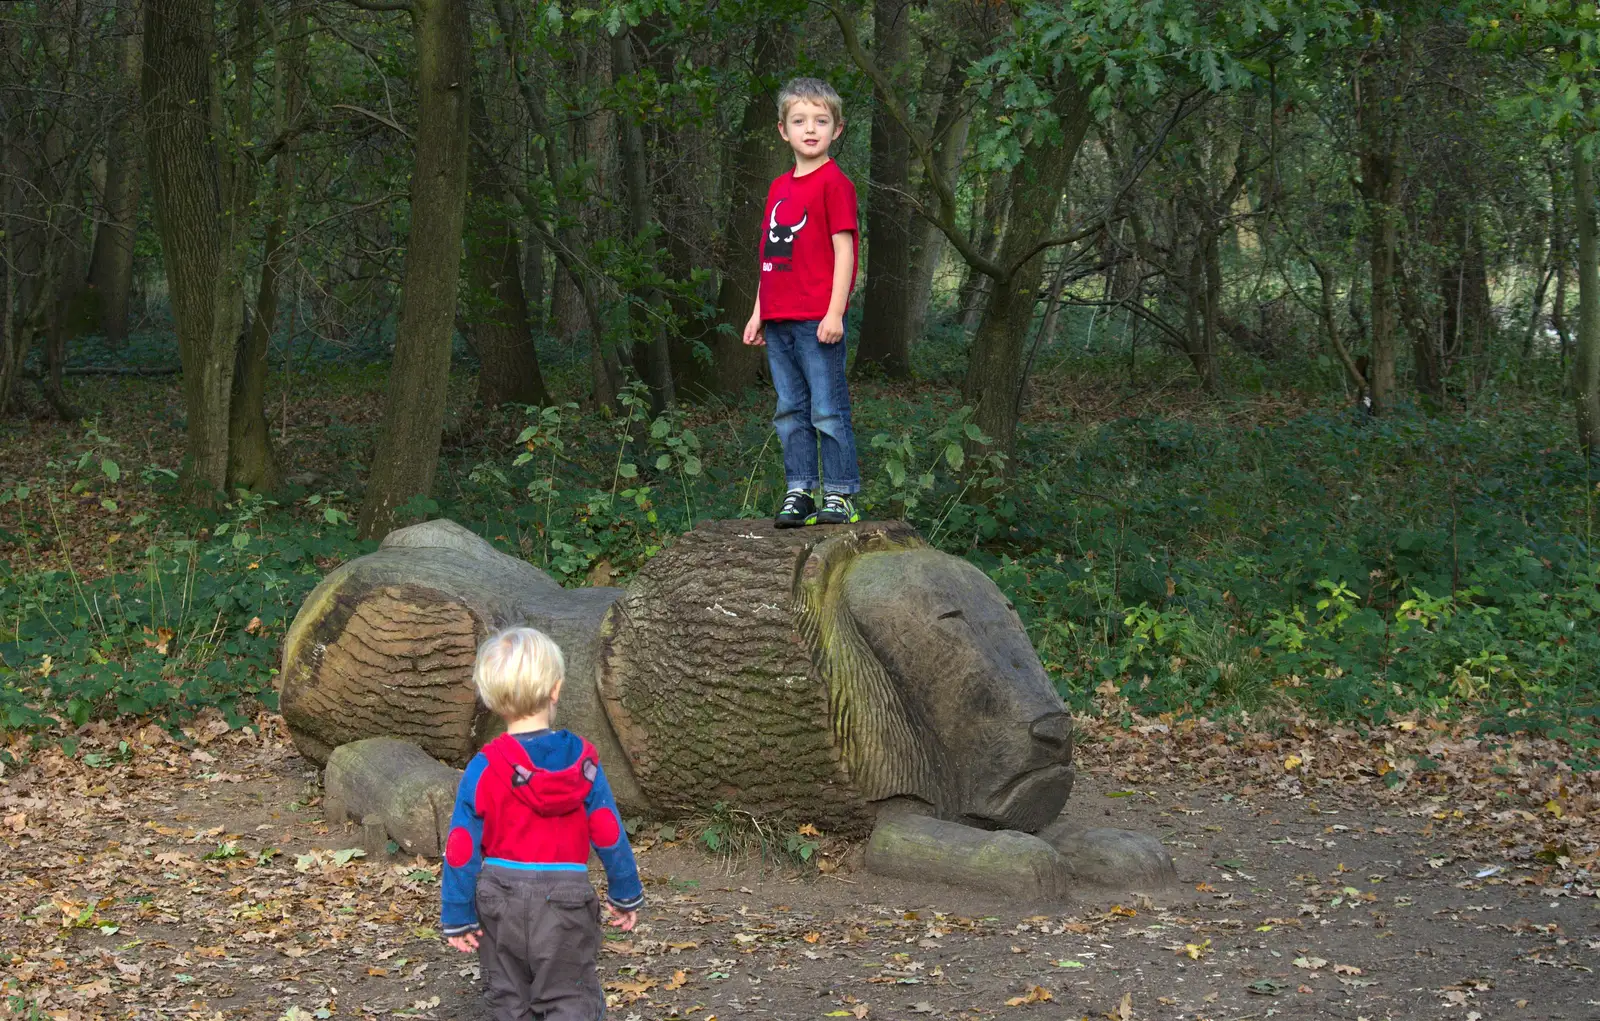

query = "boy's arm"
[
  {"left": 585, "top": 763, "right": 645, "bottom": 910},
  {"left": 818, "top": 233, "right": 854, "bottom": 344},
  {"left": 743, "top": 295, "right": 764, "bottom": 346},
  {"left": 440, "top": 755, "right": 489, "bottom": 935}
]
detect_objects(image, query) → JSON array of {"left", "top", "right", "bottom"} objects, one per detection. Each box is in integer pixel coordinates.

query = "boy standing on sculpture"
[
  {"left": 743, "top": 77, "right": 863, "bottom": 528},
  {"left": 441, "top": 627, "right": 643, "bottom": 1021}
]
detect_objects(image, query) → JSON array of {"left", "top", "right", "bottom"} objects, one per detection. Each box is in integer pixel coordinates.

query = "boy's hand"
[
  {"left": 817, "top": 314, "right": 845, "bottom": 345},
  {"left": 606, "top": 905, "right": 638, "bottom": 932},
  {"left": 447, "top": 930, "right": 481, "bottom": 953},
  {"left": 742, "top": 314, "right": 765, "bottom": 346}
]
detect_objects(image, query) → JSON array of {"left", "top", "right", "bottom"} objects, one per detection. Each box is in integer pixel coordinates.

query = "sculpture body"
[{"left": 281, "top": 518, "right": 1172, "bottom": 897}]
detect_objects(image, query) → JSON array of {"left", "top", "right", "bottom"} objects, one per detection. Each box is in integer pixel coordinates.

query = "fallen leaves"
[
  {"left": 1004, "top": 985, "right": 1053, "bottom": 1006},
  {"left": 293, "top": 847, "right": 366, "bottom": 872},
  {"left": 604, "top": 974, "right": 657, "bottom": 1006},
  {"left": 2, "top": 704, "right": 1596, "bottom": 1021},
  {"left": 142, "top": 626, "right": 175, "bottom": 655}
]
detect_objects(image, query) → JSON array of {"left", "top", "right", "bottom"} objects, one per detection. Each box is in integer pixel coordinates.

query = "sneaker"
[
  {"left": 774, "top": 489, "right": 816, "bottom": 529},
  {"left": 811, "top": 493, "right": 860, "bottom": 525}
]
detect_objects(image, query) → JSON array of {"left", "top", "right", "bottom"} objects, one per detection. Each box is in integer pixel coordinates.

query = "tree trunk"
[
  {"left": 552, "top": 266, "right": 583, "bottom": 349},
  {"left": 707, "top": 22, "right": 795, "bottom": 395},
  {"left": 143, "top": 0, "right": 243, "bottom": 502},
  {"left": 27, "top": 19, "right": 94, "bottom": 423},
  {"left": 1310, "top": 258, "right": 1367, "bottom": 394},
  {"left": 906, "top": 60, "right": 970, "bottom": 349},
  {"left": 522, "top": 226, "right": 545, "bottom": 332},
  {"left": 229, "top": 0, "right": 304, "bottom": 493},
  {"left": 1355, "top": 71, "right": 1400, "bottom": 416},
  {"left": 0, "top": 114, "right": 19, "bottom": 416},
  {"left": 464, "top": 95, "right": 549, "bottom": 408},
  {"left": 490, "top": 0, "right": 624, "bottom": 412},
  {"left": 464, "top": 198, "right": 550, "bottom": 408},
  {"left": 1554, "top": 261, "right": 1573, "bottom": 368},
  {"left": 854, "top": 0, "right": 914, "bottom": 378},
  {"left": 1190, "top": 238, "right": 1221, "bottom": 390},
  {"left": 962, "top": 83, "right": 1092, "bottom": 457},
  {"left": 1524, "top": 265, "right": 1554, "bottom": 360},
  {"left": 1573, "top": 142, "right": 1600, "bottom": 454},
  {"left": 88, "top": 0, "right": 143, "bottom": 346},
  {"left": 1035, "top": 251, "right": 1071, "bottom": 350},
  {"left": 1524, "top": 161, "right": 1559, "bottom": 360},
  {"left": 612, "top": 29, "right": 674, "bottom": 412},
  {"left": 1440, "top": 220, "right": 1491, "bottom": 389},
  {"left": 40, "top": 295, "right": 86, "bottom": 421},
  {"left": 0, "top": 56, "right": 36, "bottom": 417},
  {"left": 356, "top": 0, "right": 471, "bottom": 539},
  {"left": 576, "top": 37, "right": 629, "bottom": 411},
  {"left": 957, "top": 175, "right": 1009, "bottom": 335}
]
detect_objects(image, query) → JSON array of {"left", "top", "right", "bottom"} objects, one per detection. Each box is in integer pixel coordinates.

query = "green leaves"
[
  {"left": 863, "top": 405, "right": 1010, "bottom": 547},
  {"left": 986, "top": 0, "right": 1357, "bottom": 133},
  {"left": 1470, "top": 0, "right": 1600, "bottom": 147}
]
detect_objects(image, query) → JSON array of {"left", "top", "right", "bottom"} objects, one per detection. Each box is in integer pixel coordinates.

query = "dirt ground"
[{"left": 2, "top": 713, "right": 1597, "bottom": 1021}]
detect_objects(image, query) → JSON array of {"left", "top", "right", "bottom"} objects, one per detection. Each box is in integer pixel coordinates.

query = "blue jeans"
[{"left": 764, "top": 319, "right": 860, "bottom": 495}]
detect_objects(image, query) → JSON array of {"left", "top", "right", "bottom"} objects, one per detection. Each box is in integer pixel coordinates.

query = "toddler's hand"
[
  {"left": 447, "top": 930, "right": 481, "bottom": 953},
  {"left": 742, "top": 315, "right": 765, "bottom": 346},
  {"left": 606, "top": 905, "right": 638, "bottom": 932},
  {"left": 817, "top": 314, "right": 844, "bottom": 344}
]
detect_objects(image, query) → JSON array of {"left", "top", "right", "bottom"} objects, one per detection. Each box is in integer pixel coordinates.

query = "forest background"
[{"left": 2, "top": 0, "right": 1599, "bottom": 764}]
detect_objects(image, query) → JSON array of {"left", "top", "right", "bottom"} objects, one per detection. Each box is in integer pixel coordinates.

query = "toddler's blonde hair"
[
  {"left": 778, "top": 77, "right": 843, "bottom": 124},
  {"left": 473, "top": 627, "right": 565, "bottom": 720}
]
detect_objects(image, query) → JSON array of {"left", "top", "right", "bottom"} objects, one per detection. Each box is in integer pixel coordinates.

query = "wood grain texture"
[
  {"left": 325, "top": 737, "right": 461, "bottom": 856},
  {"left": 598, "top": 520, "right": 916, "bottom": 835},
  {"left": 865, "top": 812, "right": 1065, "bottom": 901},
  {"left": 279, "top": 520, "right": 628, "bottom": 774}
]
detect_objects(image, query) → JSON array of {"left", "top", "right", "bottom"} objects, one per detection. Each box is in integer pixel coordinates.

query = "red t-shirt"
[{"left": 757, "top": 160, "right": 859, "bottom": 321}]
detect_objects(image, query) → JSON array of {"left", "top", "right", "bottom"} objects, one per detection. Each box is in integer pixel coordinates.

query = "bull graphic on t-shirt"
[{"left": 765, "top": 199, "right": 808, "bottom": 260}]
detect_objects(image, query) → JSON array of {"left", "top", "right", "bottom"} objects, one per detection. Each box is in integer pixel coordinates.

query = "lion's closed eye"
[{"left": 937, "top": 609, "right": 963, "bottom": 620}]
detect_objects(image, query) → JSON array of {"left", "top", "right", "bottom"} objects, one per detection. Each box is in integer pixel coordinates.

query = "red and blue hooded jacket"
[{"left": 440, "top": 728, "right": 644, "bottom": 936}]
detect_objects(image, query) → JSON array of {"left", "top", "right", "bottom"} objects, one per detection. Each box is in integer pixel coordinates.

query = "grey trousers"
[{"left": 475, "top": 866, "right": 605, "bottom": 1021}]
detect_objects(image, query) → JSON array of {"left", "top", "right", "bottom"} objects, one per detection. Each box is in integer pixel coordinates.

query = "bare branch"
[
  {"left": 1004, "top": 217, "right": 1120, "bottom": 279},
  {"left": 1060, "top": 294, "right": 1191, "bottom": 349},
  {"left": 331, "top": 103, "right": 411, "bottom": 139},
  {"left": 348, "top": 0, "right": 412, "bottom": 12},
  {"left": 488, "top": 0, "right": 614, "bottom": 353},
  {"left": 819, "top": 0, "right": 1006, "bottom": 280}
]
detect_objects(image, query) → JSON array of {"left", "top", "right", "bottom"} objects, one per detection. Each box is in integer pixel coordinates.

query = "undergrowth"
[{"left": 3, "top": 340, "right": 1599, "bottom": 758}]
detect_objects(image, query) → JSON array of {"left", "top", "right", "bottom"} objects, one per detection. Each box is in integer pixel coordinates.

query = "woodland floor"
[{"left": 3, "top": 712, "right": 1597, "bottom": 1021}]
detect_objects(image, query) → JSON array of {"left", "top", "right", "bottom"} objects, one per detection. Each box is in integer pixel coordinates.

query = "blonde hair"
[
  {"left": 778, "top": 77, "right": 843, "bottom": 124},
  {"left": 473, "top": 627, "right": 565, "bottom": 720}
]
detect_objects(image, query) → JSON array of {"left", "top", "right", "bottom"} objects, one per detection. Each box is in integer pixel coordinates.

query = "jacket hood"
[{"left": 485, "top": 732, "right": 596, "bottom": 817}]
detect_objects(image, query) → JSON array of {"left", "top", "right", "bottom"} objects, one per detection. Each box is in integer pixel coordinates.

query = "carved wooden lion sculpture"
[{"left": 279, "top": 519, "right": 1172, "bottom": 899}]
